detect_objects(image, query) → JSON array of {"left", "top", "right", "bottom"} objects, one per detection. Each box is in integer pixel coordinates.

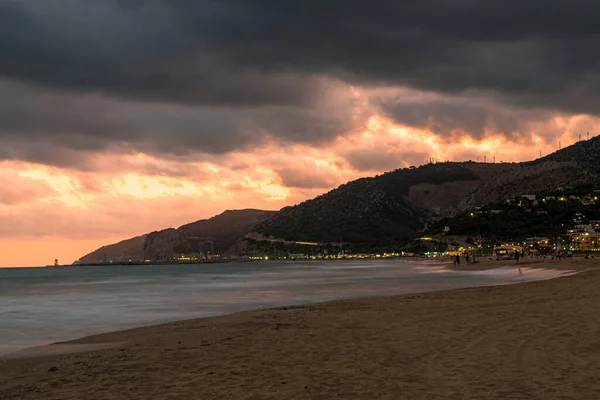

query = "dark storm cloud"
[
  {"left": 2, "top": 1, "right": 600, "bottom": 113},
  {"left": 376, "top": 96, "right": 558, "bottom": 141},
  {"left": 0, "top": 1, "right": 320, "bottom": 107},
  {"left": 0, "top": 142, "right": 95, "bottom": 170},
  {"left": 0, "top": 80, "right": 355, "bottom": 165},
  {"left": 1, "top": 0, "right": 600, "bottom": 166},
  {"left": 189, "top": 0, "right": 600, "bottom": 114}
]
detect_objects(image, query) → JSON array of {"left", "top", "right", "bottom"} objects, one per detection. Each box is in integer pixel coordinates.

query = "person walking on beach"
[{"left": 515, "top": 251, "right": 520, "bottom": 264}]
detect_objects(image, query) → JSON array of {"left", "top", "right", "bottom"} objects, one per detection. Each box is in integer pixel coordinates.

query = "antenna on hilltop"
[
  {"left": 579, "top": 133, "right": 581, "bottom": 141},
  {"left": 587, "top": 132, "right": 590, "bottom": 140},
  {"left": 559, "top": 141, "right": 561, "bottom": 150}
]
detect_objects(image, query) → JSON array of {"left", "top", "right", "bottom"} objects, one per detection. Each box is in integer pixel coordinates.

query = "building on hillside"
[
  {"left": 526, "top": 237, "right": 549, "bottom": 246},
  {"left": 573, "top": 213, "right": 586, "bottom": 223},
  {"left": 525, "top": 237, "right": 553, "bottom": 255},
  {"left": 288, "top": 253, "right": 307, "bottom": 260},
  {"left": 523, "top": 194, "right": 536, "bottom": 201},
  {"left": 567, "top": 224, "right": 589, "bottom": 235},
  {"left": 582, "top": 195, "right": 596, "bottom": 205},
  {"left": 566, "top": 224, "right": 600, "bottom": 250},
  {"left": 546, "top": 196, "right": 556, "bottom": 201},
  {"left": 578, "top": 233, "right": 599, "bottom": 250}
]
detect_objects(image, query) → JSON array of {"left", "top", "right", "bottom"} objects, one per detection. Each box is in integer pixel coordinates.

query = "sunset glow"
[
  {"left": 2, "top": 1, "right": 600, "bottom": 266},
  {"left": 3, "top": 109, "right": 599, "bottom": 267}
]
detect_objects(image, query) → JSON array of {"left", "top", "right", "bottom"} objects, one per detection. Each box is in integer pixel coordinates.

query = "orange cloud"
[
  {"left": 2, "top": 87, "right": 600, "bottom": 267},
  {"left": 0, "top": 168, "right": 58, "bottom": 205}
]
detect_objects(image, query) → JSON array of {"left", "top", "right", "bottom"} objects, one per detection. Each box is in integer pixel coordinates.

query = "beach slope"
[{"left": 2, "top": 258, "right": 600, "bottom": 399}]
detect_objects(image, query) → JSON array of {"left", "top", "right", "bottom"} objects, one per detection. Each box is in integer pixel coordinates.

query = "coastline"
[
  {"left": 448, "top": 255, "right": 581, "bottom": 271},
  {"left": 2, "top": 257, "right": 599, "bottom": 399}
]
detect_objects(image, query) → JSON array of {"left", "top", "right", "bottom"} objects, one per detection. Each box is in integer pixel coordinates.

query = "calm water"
[{"left": 0, "top": 260, "right": 571, "bottom": 355}]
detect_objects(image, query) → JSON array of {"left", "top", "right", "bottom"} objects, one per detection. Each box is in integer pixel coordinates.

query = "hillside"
[
  {"left": 80, "top": 137, "right": 600, "bottom": 260},
  {"left": 78, "top": 209, "right": 276, "bottom": 263},
  {"left": 459, "top": 136, "right": 600, "bottom": 208},
  {"left": 78, "top": 235, "right": 146, "bottom": 264},
  {"left": 532, "top": 135, "right": 600, "bottom": 173},
  {"left": 251, "top": 163, "right": 509, "bottom": 250},
  {"left": 427, "top": 185, "right": 600, "bottom": 246},
  {"left": 250, "top": 137, "right": 600, "bottom": 251}
]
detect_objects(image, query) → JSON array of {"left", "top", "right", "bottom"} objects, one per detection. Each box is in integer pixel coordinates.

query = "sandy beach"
[{"left": 2, "top": 257, "right": 600, "bottom": 399}]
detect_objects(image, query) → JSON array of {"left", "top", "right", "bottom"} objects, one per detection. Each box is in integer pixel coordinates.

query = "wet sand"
[
  {"left": 0, "top": 343, "right": 126, "bottom": 360},
  {"left": 2, "top": 257, "right": 600, "bottom": 399},
  {"left": 451, "top": 255, "right": 570, "bottom": 271}
]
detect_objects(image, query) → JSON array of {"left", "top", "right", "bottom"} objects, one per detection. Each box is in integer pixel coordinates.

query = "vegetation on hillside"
[
  {"left": 79, "top": 209, "right": 276, "bottom": 262},
  {"left": 253, "top": 163, "right": 484, "bottom": 248},
  {"left": 531, "top": 135, "right": 600, "bottom": 173}
]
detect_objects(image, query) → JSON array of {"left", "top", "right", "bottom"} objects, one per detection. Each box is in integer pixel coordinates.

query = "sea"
[{"left": 0, "top": 260, "right": 572, "bottom": 356}]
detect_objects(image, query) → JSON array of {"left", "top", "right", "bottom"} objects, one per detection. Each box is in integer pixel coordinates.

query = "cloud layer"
[
  {"left": 2, "top": 1, "right": 600, "bottom": 266},
  {"left": 2, "top": 1, "right": 600, "bottom": 158},
  {"left": 3, "top": 1, "right": 600, "bottom": 109}
]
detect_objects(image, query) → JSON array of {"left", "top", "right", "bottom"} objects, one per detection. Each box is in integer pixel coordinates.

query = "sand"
[
  {"left": 2, "top": 257, "right": 600, "bottom": 399},
  {"left": 0, "top": 343, "right": 126, "bottom": 361}
]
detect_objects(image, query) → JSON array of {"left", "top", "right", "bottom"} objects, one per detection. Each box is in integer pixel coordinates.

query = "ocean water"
[{"left": 0, "top": 260, "right": 571, "bottom": 355}]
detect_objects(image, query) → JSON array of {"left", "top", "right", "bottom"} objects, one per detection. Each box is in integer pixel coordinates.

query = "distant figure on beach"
[
  {"left": 466, "top": 253, "right": 470, "bottom": 264},
  {"left": 515, "top": 251, "right": 520, "bottom": 264},
  {"left": 455, "top": 254, "right": 461, "bottom": 265}
]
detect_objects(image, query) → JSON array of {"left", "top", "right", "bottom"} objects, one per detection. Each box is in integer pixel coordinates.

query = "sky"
[{"left": 2, "top": 1, "right": 600, "bottom": 267}]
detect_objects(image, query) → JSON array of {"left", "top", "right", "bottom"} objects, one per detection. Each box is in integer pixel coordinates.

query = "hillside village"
[
  {"left": 419, "top": 185, "right": 600, "bottom": 257},
  {"left": 241, "top": 185, "right": 600, "bottom": 261}
]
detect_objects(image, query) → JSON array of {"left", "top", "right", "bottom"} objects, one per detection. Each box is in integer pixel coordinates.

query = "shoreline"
[
  {"left": 0, "top": 262, "right": 573, "bottom": 361},
  {"left": 8, "top": 254, "right": 576, "bottom": 270},
  {"left": 0, "top": 258, "right": 569, "bottom": 359},
  {"left": 2, "top": 258, "right": 599, "bottom": 399}
]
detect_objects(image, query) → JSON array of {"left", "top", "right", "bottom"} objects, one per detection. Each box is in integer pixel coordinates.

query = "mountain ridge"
[
  {"left": 79, "top": 136, "right": 600, "bottom": 260},
  {"left": 78, "top": 209, "right": 276, "bottom": 263},
  {"left": 249, "top": 136, "right": 600, "bottom": 250}
]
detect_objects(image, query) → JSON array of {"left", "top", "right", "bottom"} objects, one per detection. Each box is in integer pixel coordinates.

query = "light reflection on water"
[{"left": 0, "top": 261, "right": 572, "bottom": 355}]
